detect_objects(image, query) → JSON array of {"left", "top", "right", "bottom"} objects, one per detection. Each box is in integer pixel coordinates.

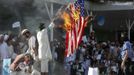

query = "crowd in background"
[
  {"left": 0, "top": 33, "right": 27, "bottom": 74},
  {"left": 63, "top": 32, "right": 134, "bottom": 75},
  {"left": 0, "top": 30, "right": 134, "bottom": 75}
]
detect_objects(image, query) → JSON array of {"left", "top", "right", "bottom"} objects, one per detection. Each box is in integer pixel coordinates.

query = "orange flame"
[
  {"left": 61, "top": 4, "right": 80, "bottom": 31},
  {"left": 70, "top": 4, "right": 80, "bottom": 22},
  {"left": 61, "top": 12, "right": 72, "bottom": 31}
]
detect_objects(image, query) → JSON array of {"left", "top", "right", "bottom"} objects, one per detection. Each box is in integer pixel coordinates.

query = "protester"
[
  {"left": 0, "top": 34, "right": 10, "bottom": 75},
  {"left": 70, "top": 58, "right": 84, "bottom": 75},
  {"left": 121, "top": 37, "right": 134, "bottom": 75},
  {"left": 0, "top": 34, "right": 10, "bottom": 59},
  {"left": 37, "top": 23, "right": 52, "bottom": 75},
  {"left": 6, "top": 35, "right": 17, "bottom": 61},
  {"left": 10, "top": 29, "right": 40, "bottom": 75},
  {"left": 10, "top": 54, "right": 34, "bottom": 75},
  {"left": 21, "top": 29, "right": 38, "bottom": 59}
]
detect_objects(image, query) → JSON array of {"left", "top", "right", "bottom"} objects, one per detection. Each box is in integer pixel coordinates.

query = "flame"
[
  {"left": 61, "top": 4, "right": 80, "bottom": 31},
  {"left": 73, "top": 10, "right": 80, "bottom": 21},
  {"left": 70, "top": 4, "right": 80, "bottom": 22},
  {"left": 61, "top": 12, "right": 72, "bottom": 31}
]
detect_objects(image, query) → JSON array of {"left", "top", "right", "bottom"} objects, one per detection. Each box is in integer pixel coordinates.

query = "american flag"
[
  {"left": 74, "top": 0, "right": 85, "bottom": 17},
  {"left": 65, "top": 0, "right": 89, "bottom": 57}
]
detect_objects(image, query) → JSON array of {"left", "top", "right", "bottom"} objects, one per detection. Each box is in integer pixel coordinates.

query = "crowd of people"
[
  {"left": 0, "top": 23, "right": 53, "bottom": 75},
  {"left": 0, "top": 33, "right": 20, "bottom": 74},
  {"left": 64, "top": 32, "right": 134, "bottom": 75},
  {"left": 0, "top": 23, "right": 134, "bottom": 75}
]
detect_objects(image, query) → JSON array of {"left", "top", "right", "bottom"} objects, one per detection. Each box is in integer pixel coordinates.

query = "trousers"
[{"left": 124, "top": 58, "right": 134, "bottom": 75}]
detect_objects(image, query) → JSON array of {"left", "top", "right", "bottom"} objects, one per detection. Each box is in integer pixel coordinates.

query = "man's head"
[
  {"left": 90, "top": 31, "right": 95, "bottom": 36},
  {"left": 24, "top": 54, "right": 34, "bottom": 65},
  {"left": 123, "top": 36, "right": 129, "bottom": 42},
  {"left": 24, "top": 54, "right": 31, "bottom": 62},
  {"left": 21, "top": 29, "right": 31, "bottom": 39},
  {"left": 39, "top": 23, "right": 45, "bottom": 31},
  {"left": 96, "top": 43, "right": 101, "bottom": 49},
  {"left": 0, "top": 34, "right": 4, "bottom": 43},
  {"left": 75, "top": 58, "right": 79, "bottom": 64}
]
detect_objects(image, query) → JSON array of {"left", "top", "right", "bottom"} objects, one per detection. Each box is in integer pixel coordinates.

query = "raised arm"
[
  {"left": 10, "top": 54, "right": 24, "bottom": 71},
  {"left": 121, "top": 49, "right": 128, "bottom": 70}
]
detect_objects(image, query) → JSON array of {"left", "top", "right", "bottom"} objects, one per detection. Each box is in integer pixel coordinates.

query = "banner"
[
  {"left": 88, "top": 67, "right": 99, "bottom": 75},
  {"left": 2, "top": 58, "right": 11, "bottom": 75},
  {"left": 12, "top": 21, "right": 21, "bottom": 28}
]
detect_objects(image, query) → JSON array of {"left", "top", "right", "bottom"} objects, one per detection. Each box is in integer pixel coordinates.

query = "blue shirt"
[{"left": 121, "top": 41, "right": 133, "bottom": 60}]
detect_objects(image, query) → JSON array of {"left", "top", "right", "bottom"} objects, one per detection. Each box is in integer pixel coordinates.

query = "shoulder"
[
  {"left": 37, "top": 31, "right": 41, "bottom": 37},
  {"left": 37, "top": 31, "right": 41, "bottom": 34},
  {"left": 125, "top": 41, "right": 131, "bottom": 44},
  {"left": 29, "top": 36, "right": 36, "bottom": 42},
  {"left": 42, "top": 29, "right": 48, "bottom": 34},
  {"left": 31, "top": 36, "right": 36, "bottom": 39},
  {"left": 3, "top": 42, "right": 8, "bottom": 46},
  {"left": 42, "top": 28, "right": 47, "bottom": 32},
  {"left": 125, "top": 41, "right": 131, "bottom": 46}
]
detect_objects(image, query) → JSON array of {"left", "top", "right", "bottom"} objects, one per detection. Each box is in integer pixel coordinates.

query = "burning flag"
[{"left": 62, "top": 0, "right": 91, "bottom": 57}]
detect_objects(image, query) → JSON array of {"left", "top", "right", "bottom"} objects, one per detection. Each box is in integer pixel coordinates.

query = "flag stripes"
[{"left": 65, "top": 0, "right": 89, "bottom": 57}]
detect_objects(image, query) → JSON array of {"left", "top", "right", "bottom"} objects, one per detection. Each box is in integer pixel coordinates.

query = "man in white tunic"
[
  {"left": 37, "top": 23, "right": 52, "bottom": 75},
  {"left": 21, "top": 29, "right": 37, "bottom": 57}
]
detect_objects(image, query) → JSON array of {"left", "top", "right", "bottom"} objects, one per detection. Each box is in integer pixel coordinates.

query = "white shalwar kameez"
[{"left": 37, "top": 28, "right": 52, "bottom": 73}]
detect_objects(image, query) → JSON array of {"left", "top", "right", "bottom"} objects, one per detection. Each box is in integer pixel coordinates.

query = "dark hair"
[
  {"left": 124, "top": 36, "right": 129, "bottom": 41},
  {"left": 24, "top": 31, "right": 30, "bottom": 35},
  {"left": 24, "top": 53, "right": 34, "bottom": 65},
  {"left": 39, "top": 23, "right": 45, "bottom": 30}
]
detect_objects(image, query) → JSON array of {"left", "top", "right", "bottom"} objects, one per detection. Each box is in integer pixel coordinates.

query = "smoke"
[
  {"left": 0, "top": 0, "right": 58, "bottom": 32},
  {"left": 0, "top": 0, "right": 66, "bottom": 44},
  {"left": 0, "top": 0, "right": 35, "bottom": 31}
]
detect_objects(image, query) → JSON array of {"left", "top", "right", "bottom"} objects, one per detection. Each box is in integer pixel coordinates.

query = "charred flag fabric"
[{"left": 64, "top": 0, "right": 90, "bottom": 57}]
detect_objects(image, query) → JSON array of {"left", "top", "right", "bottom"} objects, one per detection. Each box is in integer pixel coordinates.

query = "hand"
[
  {"left": 31, "top": 50, "right": 35, "bottom": 53},
  {"left": 10, "top": 63, "right": 17, "bottom": 71}
]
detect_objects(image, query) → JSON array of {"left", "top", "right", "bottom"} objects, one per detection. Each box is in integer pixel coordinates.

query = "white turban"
[
  {"left": 4, "top": 34, "right": 9, "bottom": 41},
  {"left": 21, "top": 29, "right": 29, "bottom": 35},
  {"left": 0, "top": 34, "right": 4, "bottom": 38}
]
